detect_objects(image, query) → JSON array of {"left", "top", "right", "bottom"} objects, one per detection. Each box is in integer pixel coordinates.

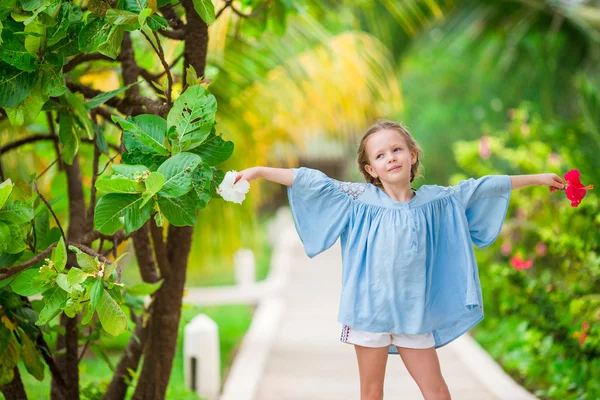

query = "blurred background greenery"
[{"left": 2, "top": 0, "right": 599, "bottom": 398}]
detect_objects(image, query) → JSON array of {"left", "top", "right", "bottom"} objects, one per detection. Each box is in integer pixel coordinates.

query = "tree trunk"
[
  {"left": 1, "top": 367, "right": 27, "bottom": 400},
  {"left": 131, "top": 8, "right": 208, "bottom": 398},
  {"left": 52, "top": 155, "right": 86, "bottom": 400}
]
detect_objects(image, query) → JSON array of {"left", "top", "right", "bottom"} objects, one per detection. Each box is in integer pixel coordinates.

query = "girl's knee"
[
  {"left": 360, "top": 384, "right": 384, "bottom": 400},
  {"left": 422, "top": 383, "right": 451, "bottom": 400}
]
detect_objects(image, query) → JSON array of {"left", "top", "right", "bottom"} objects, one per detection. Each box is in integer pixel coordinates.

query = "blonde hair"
[{"left": 357, "top": 120, "right": 424, "bottom": 189}]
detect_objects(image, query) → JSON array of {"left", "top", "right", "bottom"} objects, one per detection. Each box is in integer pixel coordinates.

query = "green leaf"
[
  {"left": 140, "top": 171, "right": 165, "bottom": 207},
  {"left": 46, "top": 2, "right": 70, "bottom": 47},
  {"left": 123, "top": 0, "right": 147, "bottom": 13},
  {"left": 157, "top": 152, "right": 201, "bottom": 198},
  {"left": 94, "top": 193, "right": 153, "bottom": 235},
  {"left": 0, "top": 221, "right": 9, "bottom": 254},
  {"left": 24, "top": 18, "right": 46, "bottom": 53},
  {"left": 58, "top": 111, "right": 79, "bottom": 165},
  {"left": 113, "top": 115, "right": 169, "bottom": 155},
  {"left": 111, "top": 164, "right": 149, "bottom": 180},
  {"left": 5, "top": 81, "right": 47, "bottom": 126},
  {"left": 0, "top": 200, "right": 34, "bottom": 224},
  {"left": 90, "top": 278, "right": 104, "bottom": 310},
  {"left": 189, "top": 128, "right": 234, "bottom": 166},
  {"left": 97, "top": 25, "right": 124, "bottom": 59},
  {"left": 66, "top": 267, "right": 87, "bottom": 286},
  {"left": 191, "top": 0, "right": 215, "bottom": 24},
  {"left": 11, "top": 268, "right": 41, "bottom": 296},
  {"left": 95, "top": 176, "right": 146, "bottom": 194},
  {"left": 55, "top": 273, "right": 71, "bottom": 292},
  {"left": 41, "top": 64, "right": 66, "bottom": 97},
  {"left": 4, "top": 222, "right": 26, "bottom": 254},
  {"left": 209, "top": 167, "right": 225, "bottom": 199},
  {"left": 190, "top": 164, "right": 212, "bottom": 210},
  {"left": 65, "top": 89, "right": 94, "bottom": 139},
  {"left": 84, "top": 82, "right": 136, "bottom": 110},
  {"left": 0, "top": 61, "right": 37, "bottom": 108},
  {"left": 138, "top": 7, "right": 152, "bottom": 26},
  {"left": 53, "top": 236, "right": 67, "bottom": 272},
  {"left": 36, "top": 287, "right": 68, "bottom": 325},
  {"left": 158, "top": 194, "right": 196, "bottom": 226},
  {"left": 147, "top": 14, "right": 168, "bottom": 31},
  {"left": 78, "top": 16, "right": 111, "bottom": 54},
  {"left": 96, "top": 289, "right": 127, "bottom": 336},
  {"left": 127, "top": 280, "right": 163, "bottom": 296},
  {"left": 105, "top": 8, "right": 139, "bottom": 25},
  {"left": 167, "top": 85, "right": 217, "bottom": 153},
  {"left": 19, "top": 330, "right": 44, "bottom": 381},
  {"left": 0, "top": 19, "right": 39, "bottom": 72},
  {"left": 0, "top": 339, "right": 19, "bottom": 385},
  {"left": 33, "top": 208, "right": 49, "bottom": 251},
  {"left": 81, "top": 304, "right": 94, "bottom": 325},
  {"left": 76, "top": 252, "right": 99, "bottom": 273},
  {"left": 0, "top": 178, "right": 13, "bottom": 209}
]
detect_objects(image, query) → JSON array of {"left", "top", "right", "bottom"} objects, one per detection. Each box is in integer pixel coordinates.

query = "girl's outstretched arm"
[
  {"left": 235, "top": 166, "right": 294, "bottom": 186},
  {"left": 510, "top": 173, "right": 565, "bottom": 193}
]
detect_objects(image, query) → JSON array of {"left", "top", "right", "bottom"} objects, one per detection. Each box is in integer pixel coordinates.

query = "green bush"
[{"left": 453, "top": 105, "right": 600, "bottom": 399}]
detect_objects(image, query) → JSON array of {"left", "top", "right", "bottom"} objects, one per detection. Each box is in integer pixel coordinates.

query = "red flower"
[
  {"left": 564, "top": 169, "right": 593, "bottom": 207},
  {"left": 510, "top": 253, "right": 533, "bottom": 270},
  {"left": 573, "top": 321, "right": 591, "bottom": 345}
]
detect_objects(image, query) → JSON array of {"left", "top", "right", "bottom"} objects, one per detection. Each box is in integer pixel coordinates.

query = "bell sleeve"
[
  {"left": 450, "top": 175, "right": 512, "bottom": 248},
  {"left": 287, "top": 167, "right": 354, "bottom": 258}
]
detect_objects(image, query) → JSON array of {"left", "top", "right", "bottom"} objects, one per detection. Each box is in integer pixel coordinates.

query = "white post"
[
  {"left": 183, "top": 314, "right": 220, "bottom": 400},
  {"left": 234, "top": 248, "right": 256, "bottom": 286}
]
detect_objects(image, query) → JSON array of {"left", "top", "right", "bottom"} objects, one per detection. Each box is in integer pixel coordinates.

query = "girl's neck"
[{"left": 382, "top": 182, "right": 415, "bottom": 202}]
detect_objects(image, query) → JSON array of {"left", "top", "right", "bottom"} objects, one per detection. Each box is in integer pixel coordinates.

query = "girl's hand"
[
  {"left": 234, "top": 167, "right": 262, "bottom": 184},
  {"left": 538, "top": 173, "right": 565, "bottom": 193}
]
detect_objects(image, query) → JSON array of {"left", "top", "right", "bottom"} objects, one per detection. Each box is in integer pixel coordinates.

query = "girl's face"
[{"left": 364, "top": 129, "right": 417, "bottom": 185}]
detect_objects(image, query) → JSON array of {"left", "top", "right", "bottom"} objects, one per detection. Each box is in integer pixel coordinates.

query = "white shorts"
[{"left": 340, "top": 324, "right": 435, "bottom": 349}]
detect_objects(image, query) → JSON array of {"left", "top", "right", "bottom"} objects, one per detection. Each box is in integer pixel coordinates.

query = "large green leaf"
[
  {"left": 189, "top": 128, "right": 234, "bottom": 166},
  {"left": 191, "top": 0, "right": 215, "bottom": 24},
  {"left": 10, "top": 268, "right": 40, "bottom": 296},
  {"left": 0, "top": 339, "right": 19, "bottom": 385},
  {"left": 0, "top": 19, "right": 39, "bottom": 71},
  {"left": 84, "top": 82, "right": 136, "bottom": 109},
  {"left": 157, "top": 152, "right": 201, "bottom": 198},
  {"left": 0, "top": 200, "right": 34, "bottom": 224},
  {"left": 0, "top": 221, "right": 10, "bottom": 253},
  {"left": 19, "top": 329, "right": 44, "bottom": 381},
  {"left": 89, "top": 278, "right": 104, "bottom": 310},
  {"left": 97, "top": 25, "right": 124, "bottom": 59},
  {"left": 53, "top": 236, "right": 67, "bottom": 273},
  {"left": 190, "top": 164, "right": 212, "bottom": 210},
  {"left": 0, "top": 179, "right": 13, "bottom": 209},
  {"left": 167, "top": 85, "right": 217, "bottom": 153},
  {"left": 95, "top": 176, "right": 145, "bottom": 194},
  {"left": 58, "top": 111, "right": 79, "bottom": 165},
  {"left": 158, "top": 194, "right": 196, "bottom": 226},
  {"left": 5, "top": 81, "right": 47, "bottom": 126},
  {"left": 78, "top": 16, "right": 112, "bottom": 54},
  {"left": 46, "top": 2, "right": 70, "bottom": 47},
  {"left": 105, "top": 8, "right": 139, "bottom": 26},
  {"left": 94, "top": 193, "right": 153, "bottom": 235},
  {"left": 113, "top": 115, "right": 169, "bottom": 155},
  {"left": 41, "top": 64, "right": 66, "bottom": 97},
  {"left": 96, "top": 289, "right": 127, "bottom": 336},
  {"left": 46, "top": 21, "right": 81, "bottom": 63},
  {"left": 66, "top": 267, "right": 87, "bottom": 286},
  {"left": 4, "top": 222, "right": 26, "bottom": 254},
  {"left": 36, "top": 287, "right": 68, "bottom": 325},
  {"left": 0, "top": 61, "right": 37, "bottom": 108},
  {"left": 76, "top": 252, "right": 99, "bottom": 273},
  {"left": 127, "top": 280, "right": 163, "bottom": 296},
  {"left": 23, "top": 18, "right": 46, "bottom": 53},
  {"left": 65, "top": 89, "right": 94, "bottom": 139},
  {"left": 111, "top": 164, "right": 149, "bottom": 179},
  {"left": 141, "top": 171, "right": 165, "bottom": 207}
]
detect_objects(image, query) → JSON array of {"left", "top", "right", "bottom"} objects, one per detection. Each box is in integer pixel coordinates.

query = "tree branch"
[
  {"left": 131, "top": 222, "right": 160, "bottom": 283},
  {"left": 140, "top": 30, "right": 173, "bottom": 104},
  {"left": 149, "top": 218, "right": 170, "bottom": 278},
  {"left": 157, "top": 28, "right": 185, "bottom": 40},
  {"left": 63, "top": 53, "right": 114, "bottom": 73},
  {"left": 0, "top": 244, "right": 56, "bottom": 280},
  {"left": 0, "top": 133, "right": 120, "bottom": 155}
]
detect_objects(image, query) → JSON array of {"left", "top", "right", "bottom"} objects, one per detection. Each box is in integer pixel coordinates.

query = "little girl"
[{"left": 235, "top": 120, "right": 564, "bottom": 400}]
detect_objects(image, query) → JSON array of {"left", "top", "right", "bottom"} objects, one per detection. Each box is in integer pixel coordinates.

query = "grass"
[{"left": 17, "top": 304, "right": 254, "bottom": 400}]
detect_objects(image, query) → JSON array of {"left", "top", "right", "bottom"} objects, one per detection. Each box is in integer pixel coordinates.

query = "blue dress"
[{"left": 287, "top": 167, "right": 512, "bottom": 355}]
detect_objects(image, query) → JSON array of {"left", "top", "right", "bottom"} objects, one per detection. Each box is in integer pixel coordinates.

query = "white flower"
[{"left": 216, "top": 170, "right": 250, "bottom": 204}]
